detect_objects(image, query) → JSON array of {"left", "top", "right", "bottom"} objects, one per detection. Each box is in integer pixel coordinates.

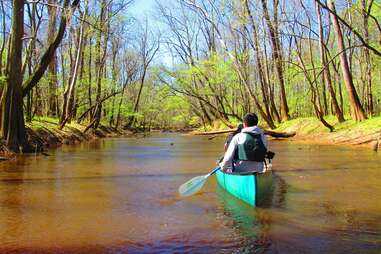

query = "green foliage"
[
  {"left": 32, "top": 116, "right": 59, "bottom": 124},
  {"left": 189, "top": 116, "right": 201, "bottom": 126},
  {"left": 0, "top": 75, "right": 6, "bottom": 89},
  {"left": 6, "top": 0, "right": 380, "bottom": 134}
]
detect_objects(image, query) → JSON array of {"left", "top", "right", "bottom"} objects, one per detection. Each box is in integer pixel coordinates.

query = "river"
[{"left": 0, "top": 134, "right": 380, "bottom": 253}]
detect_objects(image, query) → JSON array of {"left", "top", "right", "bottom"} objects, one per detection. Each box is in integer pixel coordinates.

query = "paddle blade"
[{"left": 178, "top": 175, "right": 207, "bottom": 197}]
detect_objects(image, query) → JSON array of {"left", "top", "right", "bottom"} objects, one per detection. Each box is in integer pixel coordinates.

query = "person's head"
[
  {"left": 243, "top": 113, "right": 258, "bottom": 127},
  {"left": 234, "top": 123, "right": 244, "bottom": 135}
]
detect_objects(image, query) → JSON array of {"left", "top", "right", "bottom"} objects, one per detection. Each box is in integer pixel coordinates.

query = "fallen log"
[
  {"left": 264, "top": 130, "right": 296, "bottom": 138},
  {"left": 192, "top": 129, "right": 296, "bottom": 138},
  {"left": 193, "top": 129, "right": 236, "bottom": 135}
]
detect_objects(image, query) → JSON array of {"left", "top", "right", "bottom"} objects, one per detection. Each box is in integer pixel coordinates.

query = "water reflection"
[
  {"left": 213, "top": 173, "right": 288, "bottom": 253},
  {"left": 216, "top": 185, "right": 272, "bottom": 253}
]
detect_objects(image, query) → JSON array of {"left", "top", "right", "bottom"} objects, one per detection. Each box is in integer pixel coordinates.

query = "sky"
[
  {"left": 129, "top": 0, "right": 158, "bottom": 22},
  {"left": 128, "top": 0, "right": 174, "bottom": 67}
]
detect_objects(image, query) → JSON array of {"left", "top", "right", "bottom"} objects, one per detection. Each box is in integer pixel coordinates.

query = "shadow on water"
[{"left": 269, "top": 174, "right": 288, "bottom": 209}]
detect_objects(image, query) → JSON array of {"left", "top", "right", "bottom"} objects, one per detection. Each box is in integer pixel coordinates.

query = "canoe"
[{"left": 215, "top": 168, "right": 272, "bottom": 206}]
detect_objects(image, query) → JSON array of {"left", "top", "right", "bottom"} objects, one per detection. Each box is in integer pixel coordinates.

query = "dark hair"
[
  {"left": 233, "top": 123, "right": 244, "bottom": 135},
  {"left": 243, "top": 113, "right": 258, "bottom": 127}
]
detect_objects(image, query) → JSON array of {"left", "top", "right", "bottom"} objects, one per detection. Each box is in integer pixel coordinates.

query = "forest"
[{"left": 0, "top": 0, "right": 380, "bottom": 152}]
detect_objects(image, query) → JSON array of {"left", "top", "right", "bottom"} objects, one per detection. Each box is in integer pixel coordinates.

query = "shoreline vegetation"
[
  {"left": 1, "top": 2, "right": 380, "bottom": 154},
  {"left": 274, "top": 116, "right": 381, "bottom": 150},
  {"left": 191, "top": 115, "right": 381, "bottom": 151},
  {"left": 0, "top": 117, "right": 132, "bottom": 159},
  {"left": 1, "top": 115, "right": 379, "bottom": 160}
]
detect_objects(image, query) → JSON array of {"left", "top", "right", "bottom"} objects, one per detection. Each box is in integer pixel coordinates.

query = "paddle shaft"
[{"left": 206, "top": 166, "right": 220, "bottom": 177}]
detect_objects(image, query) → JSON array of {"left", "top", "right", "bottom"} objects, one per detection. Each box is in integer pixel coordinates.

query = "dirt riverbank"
[
  {"left": 191, "top": 116, "right": 381, "bottom": 151},
  {"left": 0, "top": 118, "right": 132, "bottom": 158},
  {"left": 274, "top": 117, "right": 381, "bottom": 151}
]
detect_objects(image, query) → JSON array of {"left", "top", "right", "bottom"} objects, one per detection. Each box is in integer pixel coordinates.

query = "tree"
[
  {"left": 260, "top": 0, "right": 289, "bottom": 121},
  {"left": 360, "top": 0, "right": 373, "bottom": 115},
  {"left": 59, "top": 10, "right": 86, "bottom": 129},
  {"left": 315, "top": 1, "right": 344, "bottom": 122},
  {"left": 126, "top": 20, "right": 160, "bottom": 128},
  {"left": 0, "top": 0, "right": 79, "bottom": 152},
  {"left": 0, "top": 0, "right": 27, "bottom": 152},
  {"left": 47, "top": 0, "right": 58, "bottom": 117},
  {"left": 328, "top": 0, "right": 366, "bottom": 121}
]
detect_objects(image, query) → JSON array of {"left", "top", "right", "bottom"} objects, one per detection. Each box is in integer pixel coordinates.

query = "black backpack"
[{"left": 237, "top": 133, "right": 267, "bottom": 162}]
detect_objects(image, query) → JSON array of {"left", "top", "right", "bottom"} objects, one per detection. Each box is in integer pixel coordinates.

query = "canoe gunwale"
[{"left": 217, "top": 169, "right": 271, "bottom": 176}]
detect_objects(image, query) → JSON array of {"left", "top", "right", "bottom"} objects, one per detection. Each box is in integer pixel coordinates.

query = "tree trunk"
[
  {"left": 328, "top": 0, "right": 366, "bottom": 121},
  {"left": 0, "top": 1, "right": 6, "bottom": 76},
  {"left": 115, "top": 96, "right": 124, "bottom": 129},
  {"left": 109, "top": 40, "right": 119, "bottom": 127},
  {"left": 22, "top": 0, "right": 76, "bottom": 97},
  {"left": 292, "top": 30, "right": 334, "bottom": 132},
  {"left": 60, "top": 30, "right": 74, "bottom": 126},
  {"left": 25, "top": 91, "right": 33, "bottom": 122},
  {"left": 47, "top": 0, "right": 58, "bottom": 117},
  {"left": 59, "top": 16, "right": 84, "bottom": 129},
  {"left": 244, "top": 0, "right": 275, "bottom": 126},
  {"left": 92, "top": 1, "right": 108, "bottom": 130},
  {"left": 263, "top": 37, "right": 281, "bottom": 123},
  {"left": 315, "top": 1, "right": 344, "bottom": 122},
  {"left": 260, "top": 0, "right": 289, "bottom": 121},
  {"left": 128, "top": 68, "right": 147, "bottom": 127},
  {"left": 0, "top": 0, "right": 29, "bottom": 152},
  {"left": 361, "top": 0, "right": 373, "bottom": 115},
  {"left": 88, "top": 37, "right": 93, "bottom": 120}
]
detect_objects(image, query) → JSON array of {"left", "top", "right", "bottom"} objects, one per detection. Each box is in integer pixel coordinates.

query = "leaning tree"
[{"left": 0, "top": 0, "right": 79, "bottom": 152}]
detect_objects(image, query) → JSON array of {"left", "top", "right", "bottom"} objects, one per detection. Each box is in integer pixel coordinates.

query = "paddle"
[{"left": 178, "top": 166, "right": 220, "bottom": 197}]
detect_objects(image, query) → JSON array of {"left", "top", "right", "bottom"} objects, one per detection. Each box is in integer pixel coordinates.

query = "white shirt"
[{"left": 219, "top": 126, "right": 267, "bottom": 173}]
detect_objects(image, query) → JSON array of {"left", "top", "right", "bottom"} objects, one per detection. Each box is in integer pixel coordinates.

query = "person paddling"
[{"left": 219, "top": 113, "right": 267, "bottom": 173}]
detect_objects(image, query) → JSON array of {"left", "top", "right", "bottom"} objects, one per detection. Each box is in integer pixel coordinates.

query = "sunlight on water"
[{"left": 0, "top": 134, "right": 380, "bottom": 253}]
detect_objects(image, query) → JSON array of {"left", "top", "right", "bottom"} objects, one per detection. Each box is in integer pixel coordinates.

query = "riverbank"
[
  {"left": 274, "top": 116, "right": 381, "bottom": 150},
  {"left": 192, "top": 116, "right": 381, "bottom": 151},
  {"left": 0, "top": 117, "right": 132, "bottom": 157}
]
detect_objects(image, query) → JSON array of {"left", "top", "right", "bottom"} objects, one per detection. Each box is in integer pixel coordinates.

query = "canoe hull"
[{"left": 215, "top": 169, "right": 272, "bottom": 206}]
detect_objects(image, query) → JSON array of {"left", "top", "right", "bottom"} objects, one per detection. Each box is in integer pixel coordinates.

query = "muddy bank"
[{"left": 0, "top": 120, "right": 132, "bottom": 157}]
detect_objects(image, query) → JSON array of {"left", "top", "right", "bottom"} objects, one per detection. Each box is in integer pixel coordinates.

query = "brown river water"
[{"left": 0, "top": 134, "right": 380, "bottom": 253}]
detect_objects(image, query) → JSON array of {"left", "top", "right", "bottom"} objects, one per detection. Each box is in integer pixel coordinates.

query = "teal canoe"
[{"left": 215, "top": 169, "right": 272, "bottom": 206}]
